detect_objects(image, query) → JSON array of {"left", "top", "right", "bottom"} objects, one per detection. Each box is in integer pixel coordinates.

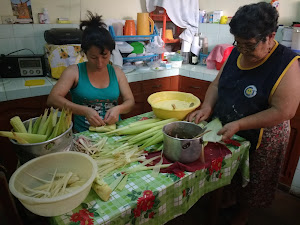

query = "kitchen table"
[{"left": 49, "top": 112, "right": 250, "bottom": 225}]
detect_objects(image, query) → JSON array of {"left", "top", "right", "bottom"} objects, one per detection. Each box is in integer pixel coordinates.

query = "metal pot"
[
  {"left": 10, "top": 117, "right": 73, "bottom": 164},
  {"left": 162, "top": 121, "right": 204, "bottom": 164}
]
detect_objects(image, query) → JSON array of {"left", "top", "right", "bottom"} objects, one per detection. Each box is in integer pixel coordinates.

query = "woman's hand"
[
  {"left": 104, "top": 106, "right": 121, "bottom": 125},
  {"left": 218, "top": 121, "right": 240, "bottom": 141},
  {"left": 85, "top": 107, "right": 106, "bottom": 127},
  {"left": 186, "top": 107, "right": 212, "bottom": 124}
]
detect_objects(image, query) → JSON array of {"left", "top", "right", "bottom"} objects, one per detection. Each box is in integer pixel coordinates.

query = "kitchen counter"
[{"left": 0, "top": 64, "right": 218, "bottom": 102}]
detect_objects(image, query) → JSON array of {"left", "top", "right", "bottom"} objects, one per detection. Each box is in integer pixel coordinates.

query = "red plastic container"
[{"left": 215, "top": 46, "right": 234, "bottom": 70}]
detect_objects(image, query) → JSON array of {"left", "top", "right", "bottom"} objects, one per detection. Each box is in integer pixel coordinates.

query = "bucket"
[
  {"left": 162, "top": 121, "right": 204, "bottom": 164},
  {"left": 10, "top": 117, "right": 73, "bottom": 164}
]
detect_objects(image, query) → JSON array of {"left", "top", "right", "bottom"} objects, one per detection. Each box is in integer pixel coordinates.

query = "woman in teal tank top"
[
  {"left": 47, "top": 12, "right": 134, "bottom": 132},
  {"left": 70, "top": 63, "right": 120, "bottom": 132}
]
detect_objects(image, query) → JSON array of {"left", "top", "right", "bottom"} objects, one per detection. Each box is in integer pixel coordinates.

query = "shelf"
[
  {"left": 165, "top": 39, "right": 180, "bottom": 44},
  {"left": 123, "top": 54, "right": 159, "bottom": 62},
  {"left": 149, "top": 12, "right": 171, "bottom": 22},
  {"left": 109, "top": 25, "right": 158, "bottom": 42}
]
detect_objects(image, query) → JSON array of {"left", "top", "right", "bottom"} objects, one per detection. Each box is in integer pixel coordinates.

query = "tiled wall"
[
  {"left": 290, "top": 157, "right": 300, "bottom": 197},
  {"left": 198, "top": 23, "right": 234, "bottom": 52},
  {"left": 199, "top": 23, "right": 284, "bottom": 53},
  {"left": 0, "top": 24, "right": 79, "bottom": 55},
  {"left": 0, "top": 23, "right": 284, "bottom": 56}
]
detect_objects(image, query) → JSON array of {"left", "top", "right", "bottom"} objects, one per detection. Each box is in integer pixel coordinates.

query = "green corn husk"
[
  {"left": 37, "top": 109, "right": 49, "bottom": 134},
  {"left": 27, "top": 119, "right": 33, "bottom": 134},
  {"left": 106, "top": 118, "right": 177, "bottom": 136},
  {"left": 32, "top": 115, "right": 42, "bottom": 134},
  {"left": 0, "top": 131, "right": 47, "bottom": 143},
  {"left": 139, "top": 130, "right": 163, "bottom": 150}
]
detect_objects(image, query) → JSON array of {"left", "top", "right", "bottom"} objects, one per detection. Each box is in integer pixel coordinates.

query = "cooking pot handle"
[{"left": 182, "top": 142, "right": 190, "bottom": 149}]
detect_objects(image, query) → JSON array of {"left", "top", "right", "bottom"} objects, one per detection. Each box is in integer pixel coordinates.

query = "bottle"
[
  {"left": 43, "top": 8, "right": 50, "bottom": 24},
  {"left": 189, "top": 34, "right": 200, "bottom": 65},
  {"left": 189, "top": 51, "right": 198, "bottom": 65},
  {"left": 199, "top": 33, "right": 208, "bottom": 54}
]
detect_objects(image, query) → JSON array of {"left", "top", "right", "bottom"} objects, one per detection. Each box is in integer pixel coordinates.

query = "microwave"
[{"left": 0, "top": 54, "right": 48, "bottom": 78}]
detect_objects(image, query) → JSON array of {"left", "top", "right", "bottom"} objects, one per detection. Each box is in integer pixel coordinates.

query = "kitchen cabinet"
[
  {"left": 121, "top": 77, "right": 175, "bottom": 119},
  {"left": 179, "top": 76, "right": 211, "bottom": 102},
  {"left": 279, "top": 107, "right": 300, "bottom": 187}
]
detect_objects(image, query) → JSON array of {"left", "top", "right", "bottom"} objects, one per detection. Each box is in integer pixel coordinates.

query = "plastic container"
[
  {"left": 147, "top": 91, "right": 201, "bottom": 120},
  {"left": 43, "top": 8, "right": 50, "bottom": 24},
  {"left": 170, "top": 60, "right": 183, "bottom": 68},
  {"left": 199, "top": 52, "right": 210, "bottom": 66},
  {"left": 215, "top": 46, "right": 234, "bottom": 70},
  {"left": 9, "top": 151, "right": 98, "bottom": 217}
]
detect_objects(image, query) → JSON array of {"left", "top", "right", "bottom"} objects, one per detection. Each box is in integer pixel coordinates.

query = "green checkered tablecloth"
[{"left": 50, "top": 112, "right": 250, "bottom": 225}]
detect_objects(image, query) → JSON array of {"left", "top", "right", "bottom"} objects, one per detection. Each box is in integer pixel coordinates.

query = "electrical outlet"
[{"left": 1, "top": 16, "right": 17, "bottom": 24}]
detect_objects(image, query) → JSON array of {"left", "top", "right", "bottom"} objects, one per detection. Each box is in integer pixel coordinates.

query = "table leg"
[{"left": 208, "top": 187, "right": 224, "bottom": 225}]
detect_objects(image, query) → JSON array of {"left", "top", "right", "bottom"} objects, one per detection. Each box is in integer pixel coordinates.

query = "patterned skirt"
[{"left": 228, "top": 120, "right": 290, "bottom": 207}]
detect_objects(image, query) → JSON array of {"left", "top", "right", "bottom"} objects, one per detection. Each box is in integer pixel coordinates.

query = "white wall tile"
[
  {"left": 0, "top": 38, "right": 16, "bottom": 55},
  {"left": 34, "top": 36, "right": 47, "bottom": 54},
  {"left": 219, "top": 35, "right": 234, "bottom": 45},
  {"left": 198, "top": 23, "right": 207, "bottom": 34},
  {"left": 33, "top": 24, "right": 51, "bottom": 37},
  {"left": 0, "top": 25, "right": 13, "bottom": 39},
  {"left": 13, "top": 24, "right": 34, "bottom": 38},
  {"left": 206, "top": 24, "right": 220, "bottom": 35},
  {"left": 219, "top": 24, "right": 231, "bottom": 36},
  {"left": 207, "top": 37, "right": 219, "bottom": 52},
  {"left": 15, "top": 37, "right": 37, "bottom": 55},
  {"left": 52, "top": 24, "right": 76, "bottom": 29}
]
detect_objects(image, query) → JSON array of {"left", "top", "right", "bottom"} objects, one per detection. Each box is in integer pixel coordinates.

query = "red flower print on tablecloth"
[
  {"left": 206, "top": 157, "right": 224, "bottom": 181},
  {"left": 137, "top": 195, "right": 155, "bottom": 211},
  {"left": 128, "top": 190, "right": 160, "bottom": 224},
  {"left": 175, "top": 171, "right": 185, "bottom": 178},
  {"left": 70, "top": 212, "right": 81, "bottom": 222},
  {"left": 149, "top": 211, "right": 155, "bottom": 218},
  {"left": 143, "top": 190, "right": 153, "bottom": 197},
  {"left": 69, "top": 203, "right": 98, "bottom": 225},
  {"left": 133, "top": 208, "right": 141, "bottom": 218}
]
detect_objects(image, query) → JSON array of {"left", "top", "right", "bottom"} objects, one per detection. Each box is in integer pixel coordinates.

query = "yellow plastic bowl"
[
  {"left": 147, "top": 91, "right": 201, "bottom": 120},
  {"left": 9, "top": 151, "right": 97, "bottom": 217}
]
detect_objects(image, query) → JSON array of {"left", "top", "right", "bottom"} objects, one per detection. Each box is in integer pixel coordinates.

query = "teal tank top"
[{"left": 70, "top": 62, "right": 120, "bottom": 132}]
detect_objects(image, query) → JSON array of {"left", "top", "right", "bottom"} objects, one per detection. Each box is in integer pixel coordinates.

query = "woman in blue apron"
[
  {"left": 47, "top": 12, "right": 134, "bottom": 132},
  {"left": 187, "top": 2, "right": 300, "bottom": 225}
]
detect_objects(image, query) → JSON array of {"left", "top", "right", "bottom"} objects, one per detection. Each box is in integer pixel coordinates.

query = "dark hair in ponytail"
[{"left": 80, "top": 11, "right": 115, "bottom": 54}]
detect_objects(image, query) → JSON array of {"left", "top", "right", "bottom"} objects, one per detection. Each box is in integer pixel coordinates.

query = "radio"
[{"left": 0, "top": 54, "right": 48, "bottom": 78}]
